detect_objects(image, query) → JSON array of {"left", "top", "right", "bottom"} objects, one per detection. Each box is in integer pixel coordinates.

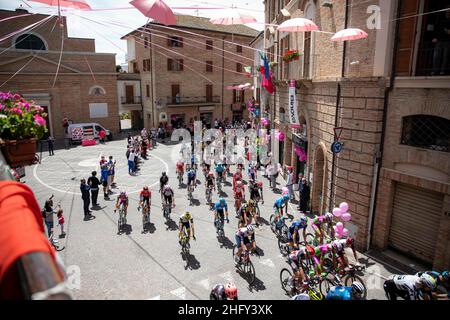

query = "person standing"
[
  {"left": 99, "top": 129, "right": 106, "bottom": 144},
  {"left": 299, "top": 178, "right": 310, "bottom": 213},
  {"left": 62, "top": 117, "right": 70, "bottom": 149},
  {"left": 42, "top": 196, "right": 55, "bottom": 238},
  {"left": 128, "top": 149, "right": 135, "bottom": 175},
  {"left": 107, "top": 156, "right": 116, "bottom": 187},
  {"left": 286, "top": 166, "right": 295, "bottom": 202},
  {"left": 47, "top": 136, "right": 55, "bottom": 156},
  {"left": 100, "top": 164, "right": 110, "bottom": 200},
  {"left": 80, "top": 179, "right": 91, "bottom": 218},
  {"left": 87, "top": 171, "right": 100, "bottom": 207}
]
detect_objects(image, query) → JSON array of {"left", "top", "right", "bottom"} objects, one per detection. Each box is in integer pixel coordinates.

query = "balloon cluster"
[
  {"left": 261, "top": 118, "right": 270, "bottom": 126},
  {"left": 275, "top": 130, "right": 285, "bottom": 141},
  {"left": 332, "top": 202, "right": 351, "bottom": 239},
  {"left": 294, "top": 146, "right": 307, "bottom": 162}
]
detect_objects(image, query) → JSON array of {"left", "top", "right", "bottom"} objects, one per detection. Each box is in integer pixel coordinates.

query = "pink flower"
[
  {"left": 33, "top": 105, "right": 44, "bottom": 113},
  {"left": 34, "top": 114, "right": 46, "bottom": 126},
  {"left": 11, "top": 107, "right": 23, "bottom": 115},
  {"left": 13, "top": 94, "right": 21, "bottom": 100}
]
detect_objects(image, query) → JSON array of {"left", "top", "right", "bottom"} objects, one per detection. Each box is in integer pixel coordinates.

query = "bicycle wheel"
[
  {"left": 278, "top": 238, "right": 289, "bottom": 256},
  {"left": 280, "top": 268, "right": 293, "bottom": 293},
  {"left": 319, "top": 278, "right": 335, "bottom": 297},
  {"left": 255, "top": 206, "right": 260, "bottom": 218},
  {"left": 244, "top": 261, "right": 256, "bottom": 285},
  {"left": 280, "top": 223, "right": 289, "bottom": 239},
  {"left": 269, "top": 214, "right": 277, "bottom": 234},
  {"left": 344, "top": 274, "right": 367, "bottom": 300},
  {"left": 305, "top": 233, "right": 318, "bottom": 246},
  {"left": 322, "top": 258, "right": 335, "bottom": 273}
]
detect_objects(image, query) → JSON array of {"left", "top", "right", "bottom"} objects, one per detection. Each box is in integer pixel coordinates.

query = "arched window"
[
  {"left": 401, "top": 115, "right": 450, "bottom": 152},
  {"left": 15, "top": 33, "right": 46, "bottom": 51},
  {"left": 89, "top": 86, "right": 106, "bottom": 96}
]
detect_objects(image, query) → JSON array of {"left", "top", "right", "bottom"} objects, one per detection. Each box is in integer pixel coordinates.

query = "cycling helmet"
[
  {"left": 208, "top": 172, "right": 214, "bottom": 177},
  {"left": 325, "top": 212, "right": 333, "bottom": 222},
  {"left": 224, "top": 282, "right": 238, "bottom": 300},
  {"left": 219, "top": 198, "right": 226, "bottom": 205},
  {"left": 162, "top": 172, "right": 166, "bottom": 175},
  {"left": 306, "top": 245, "right": 315, "bottom": 256},
  {"left": 143, "top": 186, "right": 148, "bottom": 190},
  {"left": 120, "top": 191, "right": 126, "bottom": 196},
  {"left": 441, "top": 271, "right": 449, "bottom": 280},
  {"left": 248, "top": 199, "right": 255, "bottom": 206},
  {"left": 352, "top": 282, "right": 365, "bottom": 298},
  {"left": 283, "top": 194, "right": 290, "bottom": 201},
  {"left": 184, "top": 211, "right": 191, "bottom": 220},
  {"left": 420, "top": 273, "right": 437, "bottom": 290},
  {"left": 346, "top": 237, "right": 355, "bottom": 246},
  {"left": 300, "top": 216, "right": 308, "bottom": 226},
  {"left": 237, "top": 180, "right": 242, "bottom": 186},
  {"left": 164, "top": 185, "right": 171, "bottom": 190},
  {"left": 246, "top": 224, "right": 254, "bottom": 233},
  {"left": 257, "top": 181, "right": 263, "bottom": 187}
]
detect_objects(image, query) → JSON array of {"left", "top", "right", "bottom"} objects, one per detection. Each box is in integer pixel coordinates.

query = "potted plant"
[
  {"left": 0, "top": 92, "right": 47, "bottom": 166},
  {"left": 269, "top": 61, "right": 279, "bottom": 69},
  {"left": 283, "top": 50, "right": 300, "bottom": 63}
]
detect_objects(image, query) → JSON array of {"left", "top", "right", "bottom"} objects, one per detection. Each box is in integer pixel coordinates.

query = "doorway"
[
  {"left": 312, "top": 145, "right": 326, "bottom": 214},
  {"left": 200, "top": 112, "right": 212, "bottom": 128},
  {"left": 125, "top": 85, "right": 134, "bottom": 103}
]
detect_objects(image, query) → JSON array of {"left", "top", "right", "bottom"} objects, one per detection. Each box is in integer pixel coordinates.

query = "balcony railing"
[
  {"left": 121, "top": 96, "right": 142, "bottom": 104},
  {"left": 166, "top": 95, "right": 220, "bottom": 105}
]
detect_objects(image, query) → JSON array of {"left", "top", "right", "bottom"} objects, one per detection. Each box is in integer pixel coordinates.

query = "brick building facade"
[
  {"left": 121, "top": 15, "right": 259, "bottom": 129},
  {"left": 263, "top": 0, "right": 449, "bottom": 269},
  {"left": 0, "top": 9, "right": 120, "bottom": 139}
]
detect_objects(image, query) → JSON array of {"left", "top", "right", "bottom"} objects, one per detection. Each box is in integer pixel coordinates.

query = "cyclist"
[
  {"left": 205, "top": 171, "right": 216, "bottom": 201},
  {"left": 325, "top": 282, "right": 365, "bottom": 300},
  {"left": 311, "top": 212, "right": 334, "bottom": 244},
  {"left": 162, "top": 184, "right": 174, "bottom": 209},
  {"left": 178, "top": 211, "right": 196, "bottom": 243},
  {"left": 234, "top": 180, "right": 245, "bottom": 212},
  {"left": 176, "top": 159, "right": 185, "bottom": 184},
  {"left": 234, "top": 224, "right": 256, "bottom": 263},
  {"left": 237, "top": 202, "right": 254, "bottom": 228},
  {"left": 115, "top": 191, "right": 129, "bottom": 222},
  {"left": 249, "top": 180, "right": 264, "bottom": 204},
  {"left": 139, "top": 186, "right": 151, "bottom": 209},
  {"left": 415, "top": 271, "right": 450, "bottom": 300},
  {"left": 287, "top": 247, "right": 308, "bottom": 293},
  {"left": 248, "top": 163, "right": 257, "bottom": 182},
  {"left": 331, "top": 237, "right": 358, "bottom": 275},
  {"left": 159, "top": 172, "right": 168, "bottom": 197},
  {"left": 286, "top": 217, "right": 309, "bottom": 249},
  {"left": 384, "top": 273, "right": 436, "bottom": 300},
  {"left": 210, "top": 282, "right": 238, "bottom": 300},
  {"left": 215, "top": 198, "right": 229, "bottom": 226},
  {"left": 215, "top": 161, "right": 225, "bottom": 182},
  {"left": 187, "top": 167, "right": 197, "bottom": 191},
  {"left": 232, "top": 168, "right": 243, "bottom": 190},
  {"left": 273, "top": 195, "right": 288, "bottom": 219}
]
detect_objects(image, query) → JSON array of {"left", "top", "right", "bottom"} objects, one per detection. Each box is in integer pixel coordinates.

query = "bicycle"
[
  {"left": 214, "top": 216, "right": 225, "bottom": 237},
  {"left": 177, "top": 170, "right": 183, "bottom": 187},
  {"left": 280, "top": 269, "right": 322, "bottom": 299},
  {"left": 216, "top": 176, "right": 222, "bottom": 194},
  {"left": 138, "top": 203, "right": 151, "bottom": 231},
  {"left": 232, "top": 246, "right": 256, "bottom": 285},
  {"left": 187, "top": 184, "right": 194, "bottom": 205},
  {"left": 115, "top": 205, "right": 127, "bottom": 234},
  {"left": 179, "top": 228, "right": 191, "bottom": 255},
  {"left": 341, "top": 264, "right": 367, "bottom": 299},
  {"left": 205, "top": 186, "right": 213, "bottom": 205},
  {"left": 162, "top": 199, "right": 171, "bottom": 220}
]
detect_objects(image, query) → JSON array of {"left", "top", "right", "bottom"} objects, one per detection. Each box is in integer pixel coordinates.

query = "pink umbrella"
[
  {"left": 331, "top": 28, "right": 368, "bottom": 41},
  {"left": 210, "top": 9, "right": 256, "bottom": 25},
  {"left": 29, "top": 0, "right": 91, "bottom": 10},
  {"left": 277, "top": 18, "right": 319, "bottom": 32},
  {"left": 130, "top": 0, "right": 176, "bottom": 25}
]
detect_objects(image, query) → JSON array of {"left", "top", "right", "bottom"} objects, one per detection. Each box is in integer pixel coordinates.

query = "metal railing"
[
  {"left": 166, "top": 95, "right": 220, "bottom": 105},
  {"left": 121, "top": 96, "right": 142, "bottom": 104},
  {"left": 415, "top": 45, "right": 450, "bottom": 76}
]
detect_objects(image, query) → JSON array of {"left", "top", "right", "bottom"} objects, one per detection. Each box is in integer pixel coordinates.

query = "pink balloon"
[
  {"left": 339, "top": 202, "right": 349, "bottom": 213},
  {"left": 336, "top": 222, "right": 344, "bottom": 230},
  {"left": 341, "top": 213, "right": 352, "bottom": 222},
  {"left": 342, "top": 228, "right": 349, "bottom": 237},
  {"left": 332, "top": 207, "right": 342, "bottom": 217}
]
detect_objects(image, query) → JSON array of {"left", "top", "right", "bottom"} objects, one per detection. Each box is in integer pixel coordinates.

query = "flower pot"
[
  {"left": 292, "top": 56, "right": 300, "bottom": 61},
  {"left": 0, "top": 138, "right": 37, "bottom": 166}
]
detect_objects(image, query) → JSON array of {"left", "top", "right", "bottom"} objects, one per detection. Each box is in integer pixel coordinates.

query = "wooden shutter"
[
  {"left": 206, "top": 40, "right": 213, "bottom": 50},
  {"left": 236, "top": 63, "right": 242, "bottom": 72},
  {"left": 146, "top": 85, "right": 150, "bottom": 98},
  {"left": 389, "top": 183, "right": 443, "bottom": 263},
  {"left": 167, "top": 59, "right": 172, "bottom": 71},
  {"left": 167, "top": 36, "right": 171, "bottom": 46},
  {"left": 179, "top": 37, "right": 183, "bottom": 47},
  {"left": 233, "top": 89, "right": 237, "bottom": 103},
  {"left": 206, "top": 84, "right": 213, "bottom": 102},
  {"left": 395, "top": 0, "right": 420, "bottom": 76},
  {"left": 179, "top": 59, "right": 184, "bottom": 71}
]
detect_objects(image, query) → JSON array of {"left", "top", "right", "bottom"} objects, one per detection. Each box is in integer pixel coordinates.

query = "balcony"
[
  {"left": 121, "top": 96, "right": 142, "bottom": 105},
  {"left": 166, "top": 95, "right": 220, "bottom": 107}
]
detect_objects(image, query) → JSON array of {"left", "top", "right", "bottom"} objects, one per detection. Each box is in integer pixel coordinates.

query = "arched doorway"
[{"left": 312, "top": 144, "right": 327, "bottom": 215}]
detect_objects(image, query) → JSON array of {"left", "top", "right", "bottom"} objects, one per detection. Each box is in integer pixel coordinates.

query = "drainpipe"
[
  {"left": 328, "top": 0, "right": 349, "bottom": 212},
  {"left": 366, "top": 0, "right": 400, "bottom": 251},
  {"left": 149, "top": 27, "right": 156, "bottom": 128}
]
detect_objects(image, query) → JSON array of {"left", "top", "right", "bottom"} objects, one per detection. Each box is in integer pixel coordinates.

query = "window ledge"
[{"left": 394, "top": 76, "right": 450, "bottom": 89}]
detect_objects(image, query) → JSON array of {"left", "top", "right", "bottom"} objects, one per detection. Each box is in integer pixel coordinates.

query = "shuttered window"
[{"left": 206, "top": 61, "right": 213, "bottom": 72}]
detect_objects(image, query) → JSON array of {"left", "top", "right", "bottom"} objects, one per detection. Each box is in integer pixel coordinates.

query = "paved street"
[{"left": 25, "top": 138, "right": 403, "bottom": 300}]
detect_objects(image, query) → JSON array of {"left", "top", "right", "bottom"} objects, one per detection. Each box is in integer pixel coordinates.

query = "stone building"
[
  {"left": 121, "top": 15, "right": 259, "bottom": 129},
  {"left": 263, "top": 0, "right": 449, "bottom": 269},
  {"left": 0, "top": 8, "right": 120, "bottom": 139}
]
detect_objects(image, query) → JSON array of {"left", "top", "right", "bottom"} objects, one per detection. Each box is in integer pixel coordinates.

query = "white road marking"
[
  {"left": 147, "top": 295, "right": 161, "bottom": 300},
  {"left": 197, "top": 278, "right": 210, "bottom": 290},
  {"left": 170, "top": 287, "right": 187, "bottom": 300},
  {"left": 259, "top": 258, "right": 275, "bottom": 268},
  {"left": 219, "top": 271, "right": 234, "bottom": 283}
]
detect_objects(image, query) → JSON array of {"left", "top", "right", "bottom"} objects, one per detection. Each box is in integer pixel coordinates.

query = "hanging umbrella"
[
  {"left": 277, "top": 18, "right": 319, "bottom": 32},
  {"left": 29, "top": 0, "right": 91, "bottom": 10},
  {"left": 209, "top": 8, "right": 256, "bottom": 25},
  {"left": 130, "top": 0, "right": 176, "bottom": 25},
  {"left": 331, "top": 28, "right": 368, "bottom": 41}
]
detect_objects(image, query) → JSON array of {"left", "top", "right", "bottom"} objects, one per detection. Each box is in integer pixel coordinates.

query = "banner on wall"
[{"left": 288, "top": 80, "right": 301, "bottom": 128}]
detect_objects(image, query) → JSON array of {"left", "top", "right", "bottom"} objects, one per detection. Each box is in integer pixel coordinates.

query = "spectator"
[
  {"left": 128, "top": 149, "right": 135, "bottom": 175},
  {"left": 108, "top": 156, "right": 116, "bottom": 187},
  {"left": 127, "top": 133, "right": 132, "bottom": 145},
  {"left": 100, "top": 164, "right": 110, "bottom": 200},
  {"left": 80, "top": 179, "right": 91, "bottom": 218},
  {"left": 42, "top": 196, "right": 55, "bottom": 238},
  {"left": 99, "top": 129, "right": 106, "bottom": 144},
  {"left": 286, "top": 166, "right": 295, "bottom": 202},
  {"left": 47, "top": 136, "right": 55, "bottom": 156},
  {"left": 62, "top": 117, "right": 69, "bottom": 149},
  {"left": 56, "top": 206, "right": 65, "bottom": 237},
  {"left": 87, "top": 171, "right": 100, "bottom": 207},
  {"left": 299, "top": 178, "right": 310, "bottom": 213}
]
